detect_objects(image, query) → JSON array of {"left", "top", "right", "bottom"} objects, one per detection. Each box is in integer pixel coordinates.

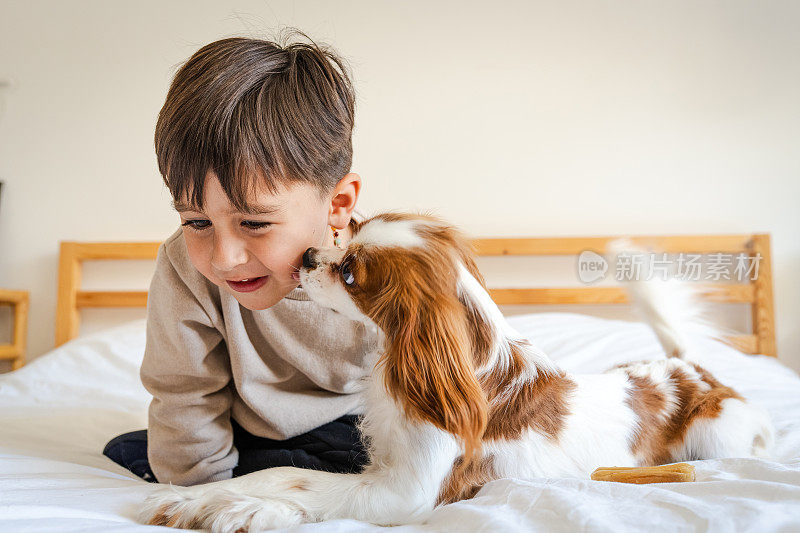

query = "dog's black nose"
[{"left": 302, "top": 247, "right": 317, "bottom": 269}]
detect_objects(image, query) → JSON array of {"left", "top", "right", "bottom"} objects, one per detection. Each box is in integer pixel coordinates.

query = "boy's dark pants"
[{"left": 103, "top": 415, "right": 368, "bottom": 483}]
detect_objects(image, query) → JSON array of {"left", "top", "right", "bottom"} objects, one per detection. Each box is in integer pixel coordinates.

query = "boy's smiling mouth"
[{"left": 226, "top": 276, "right": 269, "bottom": 292}]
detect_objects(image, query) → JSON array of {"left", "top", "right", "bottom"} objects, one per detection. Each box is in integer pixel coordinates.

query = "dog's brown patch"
[
  {"left": 625, "top": 374, "right": 669, "bottom": 463},
  {"left": 482, "top": 340, "right": 576, "bottom": 441},
  {"left": 184, "top": 510, "right": 208, "bottom": 529},
  {"left": 147, "top": 505, "right": 172, "bottom": 526},
  {"left": 437, "top": 455, "right": 497, "bottom": 505},
  {"left": 165, "top": 510, "right": 183, "bottom": 528},
  {"left": 289, "top": 480, "right": 309, "bottom": 491},
  {"left": 667, "top": 365, "right": 743, "bottom": 433},
  {"left": 624, "top": 361, "right": 744, "bottom": 464}
]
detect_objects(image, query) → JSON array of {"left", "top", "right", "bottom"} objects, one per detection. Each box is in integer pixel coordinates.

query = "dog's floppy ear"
[
  {"left": 380, "top": 290, "right": 488, "bottom": 460},
  {"left": 348, "top": 216, "right": 364, "bottom": 234}
]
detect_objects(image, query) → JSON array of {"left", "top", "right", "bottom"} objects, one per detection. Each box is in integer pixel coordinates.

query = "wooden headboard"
[{"left": 55, "top": 233, "right": 776, "bottom": 357}]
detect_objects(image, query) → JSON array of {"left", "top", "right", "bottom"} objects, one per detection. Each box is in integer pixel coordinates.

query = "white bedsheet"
[{"left": 1, "top": 314, "right": 798, "bottom": 532}]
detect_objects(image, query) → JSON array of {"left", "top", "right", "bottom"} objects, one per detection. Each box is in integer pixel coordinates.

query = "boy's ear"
[{"left": 328, "top": 172, "right": 361, "bottom": 228}]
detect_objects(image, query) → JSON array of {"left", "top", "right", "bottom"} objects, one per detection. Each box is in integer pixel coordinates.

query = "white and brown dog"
[{"left": 141, "top": 212, "right": 773, "bottom": 532}]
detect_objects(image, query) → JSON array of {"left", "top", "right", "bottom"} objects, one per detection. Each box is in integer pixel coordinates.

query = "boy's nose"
[
  {"left": 302, "top": 247, "right": 318, "bottom": 269},
  {"left": 210, "top": 234, "right": 249, "bottom": 274}
]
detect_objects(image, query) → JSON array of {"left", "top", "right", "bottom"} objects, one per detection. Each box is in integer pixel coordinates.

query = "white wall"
[{"left": 1, "top": 1, "right": 798, "bottom": 371}]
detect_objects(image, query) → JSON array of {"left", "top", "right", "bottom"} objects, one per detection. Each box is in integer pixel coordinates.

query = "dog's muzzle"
[{"left": 302, "top": 247, "right": 318, "bottom": 269}]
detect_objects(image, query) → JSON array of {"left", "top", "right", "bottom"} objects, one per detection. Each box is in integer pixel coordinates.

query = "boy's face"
[{"left": 175, "top": 171, "right": 337, "bottom": 310}]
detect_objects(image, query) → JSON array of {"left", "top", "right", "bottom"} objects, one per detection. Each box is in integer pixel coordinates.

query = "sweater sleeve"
[{"left": 139, "top": 240, "right": 238, "bottom": 486}]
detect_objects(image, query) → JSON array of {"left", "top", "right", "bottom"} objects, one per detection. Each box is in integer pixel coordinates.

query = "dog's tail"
[{"left": 606, "top": 239, "right": 727, "bottom": 358}]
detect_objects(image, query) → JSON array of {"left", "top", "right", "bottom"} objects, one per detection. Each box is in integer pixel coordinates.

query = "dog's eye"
[{"left": 340, "top": 261, "right": 355, "bottom": 286}]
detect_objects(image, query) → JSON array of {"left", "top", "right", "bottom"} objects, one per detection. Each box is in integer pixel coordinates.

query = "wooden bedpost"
[
  {"left": 56, "top": 242, "right": 82, "bottom": 347},
  {"left": 0, "top": 289, "right": 29, "bottom": 370},
  {"left": 749, "top": 234, "right": 776, "bottom": 357}
]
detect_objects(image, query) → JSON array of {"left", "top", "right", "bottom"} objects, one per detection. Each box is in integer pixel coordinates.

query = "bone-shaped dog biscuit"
[{"left": 590, "top": 463, "right": 696, "bottom": 484}]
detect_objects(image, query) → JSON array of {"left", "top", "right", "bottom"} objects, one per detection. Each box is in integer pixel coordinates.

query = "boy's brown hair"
[{"left": 154, "top": 29, "right": 356, "bottom": 212}]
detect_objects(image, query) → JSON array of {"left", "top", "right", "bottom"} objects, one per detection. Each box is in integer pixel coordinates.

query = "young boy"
[{"left": 102, "top": 32, "right": 378, "bottom": 486}]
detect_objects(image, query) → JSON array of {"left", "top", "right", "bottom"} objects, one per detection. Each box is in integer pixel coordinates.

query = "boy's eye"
[
  {"left": 241, "top": 221, "right": 272, "bottom": 230},
  {"left": 181, "top": 220, "right": 211, "bottom": 231},
  {"left": 340, "top": 261, "right": 355, "bottom": 286}
]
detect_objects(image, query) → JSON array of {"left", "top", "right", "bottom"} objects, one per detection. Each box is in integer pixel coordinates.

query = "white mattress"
[{"left": 1, "top": 313, "right": 799, "bottom": 532}]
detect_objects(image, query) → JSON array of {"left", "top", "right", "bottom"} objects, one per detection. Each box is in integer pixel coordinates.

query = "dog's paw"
[
  {"left": 139, "top": 485, "right": 204, "bottom": 529},
  {"left": 139, "top": 485, "right": 306, "bottom": 532}
]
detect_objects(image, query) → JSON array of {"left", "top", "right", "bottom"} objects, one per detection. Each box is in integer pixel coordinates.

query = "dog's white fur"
[{"left": 140, "top": 216, "right": 773, "bottom": 532}]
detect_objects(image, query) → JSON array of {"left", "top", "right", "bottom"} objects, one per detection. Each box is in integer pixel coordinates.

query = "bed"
[{"left": 1, "top": 232, "right": 798, "bottom": 532}]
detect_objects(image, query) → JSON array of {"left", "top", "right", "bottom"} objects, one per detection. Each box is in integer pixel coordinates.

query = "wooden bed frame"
[
  {"left": 0, "top": 289, "right": 29, "bottom": 370},
  {"left": 54, "top": 233, "right": 777, "bottom": 357}
]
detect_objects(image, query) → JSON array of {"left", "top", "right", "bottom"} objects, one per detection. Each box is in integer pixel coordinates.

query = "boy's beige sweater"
[{"left": 140, "top": 220, "right": 378, "bottom": 486}]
